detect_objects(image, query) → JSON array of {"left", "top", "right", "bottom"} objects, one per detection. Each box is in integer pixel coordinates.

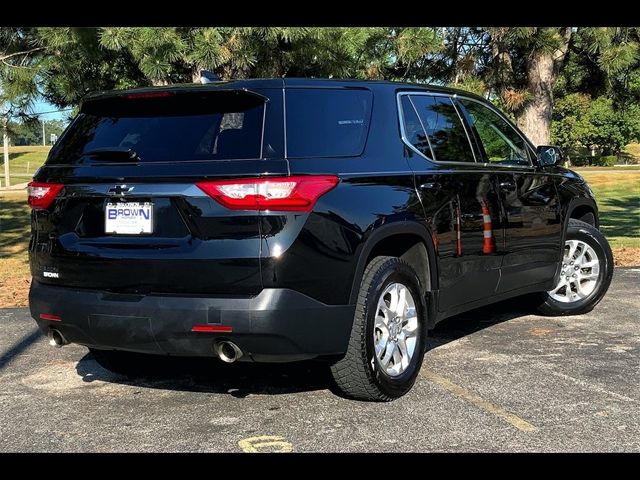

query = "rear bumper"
[{"left": 29, "top": 281, "right": 355, "bottom": 362}]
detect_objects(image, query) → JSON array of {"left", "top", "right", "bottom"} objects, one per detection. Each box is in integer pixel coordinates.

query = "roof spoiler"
[{"left": 79, "top": 87, "right": 269, "bottom": 115}]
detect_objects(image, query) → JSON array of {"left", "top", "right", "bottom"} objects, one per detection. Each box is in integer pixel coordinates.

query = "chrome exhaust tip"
[
  {"left": 48, "top": 329, "right": 68, "bottom": 348},
  {"left": 215, "top": 340, "right": 243, "bottom": 363}
]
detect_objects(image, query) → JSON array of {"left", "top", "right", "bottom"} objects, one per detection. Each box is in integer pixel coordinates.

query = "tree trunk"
[
  {"left": 516, "top": 51, "right": 555, "bottom": 146},
  {"left": 3, "top": 121, "right": 10, "bottom": 189},
  {"left": 192, "top": 65, "right": 208, "bottom": 83},
  {"left": 516, "top": 28, "right": 572, "bottom": 147}
]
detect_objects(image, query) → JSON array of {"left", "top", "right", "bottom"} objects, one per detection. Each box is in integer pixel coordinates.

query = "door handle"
[
  {"left": 499, "top": 181, "right": 516, "bottom": 192},
  {"left": 419, "top": 182, "right": 441, "bottom": 191}
]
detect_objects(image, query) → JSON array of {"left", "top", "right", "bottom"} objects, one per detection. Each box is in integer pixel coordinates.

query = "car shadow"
[
  {"left": 75, "top": 351, "right": 334, "bottom": 397},
  {"left": 74, "top": 295, "right": 535, "bottom": 397},
  {"left": 426, "top": 295, "right": 533, "bottom": 351},
  {"left": 598, "top": 196, "right": 640, "bottom": 241}
]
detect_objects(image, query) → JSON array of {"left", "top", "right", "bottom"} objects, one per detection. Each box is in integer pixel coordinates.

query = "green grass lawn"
[
  {"left": 5, "top": 145, "right": 51, "bottom": 180},
  {"left": 574, "top": 165, "right": 640, "bottom": 171},
  {"left": 0, "top": 190, "right": 31, "bottom": 307},
  {"left": 575, "top": 169, "right": 640, "bottom": 249}
]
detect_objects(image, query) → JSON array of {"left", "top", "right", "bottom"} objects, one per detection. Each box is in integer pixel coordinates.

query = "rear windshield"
[
  {"left": 47, "top": 91, "right": 266, "bottom": 164},
  {"left": 285, "top": 88, "right": 372, "bottom": 158}
]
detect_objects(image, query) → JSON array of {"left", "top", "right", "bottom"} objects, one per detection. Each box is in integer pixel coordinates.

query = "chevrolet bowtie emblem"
[{"left": 108, "top": 185, "right": 134, "bottom": 195}]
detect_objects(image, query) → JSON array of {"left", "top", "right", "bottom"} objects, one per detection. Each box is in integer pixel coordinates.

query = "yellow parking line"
[
  {"left": 421, "top": 369, "right": 538, "bottom": 433},
  {"left": 238, "top": 435, "right": 294, "bottom": 453}
]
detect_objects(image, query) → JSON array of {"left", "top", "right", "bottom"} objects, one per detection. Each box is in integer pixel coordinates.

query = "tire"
[
  {"left": 535, "top": 219, "right": 613, "bottom": 316},
  {"left": 330, "top": 256, "right": 427, "bottom": 401},
  {"left": 89, "top": 348, "right": 155, "bottom": 378}
]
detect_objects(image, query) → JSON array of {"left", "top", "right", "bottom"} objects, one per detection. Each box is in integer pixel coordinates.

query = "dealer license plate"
[{"left": 105, "top": 202, "right": 153, "bottom": 234}]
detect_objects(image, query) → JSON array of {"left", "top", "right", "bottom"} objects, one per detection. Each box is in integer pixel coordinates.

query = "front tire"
[
  {"left": 536, "top": 219, "right": 613, "bottom": 316},
  {"left": 330, "top": 256, "right": 427, "bottom": 401}
]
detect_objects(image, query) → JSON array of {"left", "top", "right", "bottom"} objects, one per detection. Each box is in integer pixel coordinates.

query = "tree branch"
[
  {"left": 1, "top": 58, "right": 34, "bottom": 69},
  {"left": 0, "top": 46, "right": 45, "bottom": 63},
  {"left": 553, "top": 27, "right": 572, "bottom": 72}
]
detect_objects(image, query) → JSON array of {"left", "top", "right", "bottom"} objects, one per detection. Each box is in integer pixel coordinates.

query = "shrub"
[
  {"left": 595, "top": 155, "right": 617, "bottom": 167},
  {"left": 569, "top": 156, "right": 592, "bottom": 167},
  {"left": 569, "top": 155, "right": 617, "bottom": 167},
  {"left": 621, "top": 144, "right": 640, "bottom": 164}
]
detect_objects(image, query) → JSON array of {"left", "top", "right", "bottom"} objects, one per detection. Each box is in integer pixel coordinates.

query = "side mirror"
[{"left": 536, "top": 145, "right": 564, "bottom": 167}]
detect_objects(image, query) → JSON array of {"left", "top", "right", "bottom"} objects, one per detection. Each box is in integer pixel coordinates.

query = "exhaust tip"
[
  {"left": 48, "top": 329, "right": 68, "bottom": 348},
  {"left": 215, "top": 340, "right": 243, "bottom": 363}
]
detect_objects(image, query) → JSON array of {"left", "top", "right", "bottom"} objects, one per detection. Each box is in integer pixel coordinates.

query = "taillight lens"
[
  {"left": 27, "top": 181, "right": 64, "bottom": 210},
  {"left": 196, "top": 176, "right": 339, "bottom": 212}
]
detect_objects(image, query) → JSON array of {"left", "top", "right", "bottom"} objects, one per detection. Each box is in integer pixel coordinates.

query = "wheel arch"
[
  {"left": 563, "top": 197, "right": 599, "bottom": 244},
  {"left": 568, "top": 201, "right": 598, "bottom": 228},
  {"left": 349, "top": 222, "right": 438, "bottom": 306}
]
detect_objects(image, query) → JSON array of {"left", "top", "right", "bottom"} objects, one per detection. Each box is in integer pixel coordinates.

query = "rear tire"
[
  {"left": 330, "top": 256, "right": 427, "bottom": 401},
  {"left": 535, "top": 219, "right": 613, "bottom": 316}
]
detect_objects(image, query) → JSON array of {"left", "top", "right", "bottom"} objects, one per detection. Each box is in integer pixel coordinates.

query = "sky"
[{"left": 32, "top": 97, "right": 70, "bottom": 122}]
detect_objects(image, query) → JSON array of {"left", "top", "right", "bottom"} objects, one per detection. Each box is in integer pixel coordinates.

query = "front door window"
[{"left": 459, "top": 99, "right": 531, "bottom": 166}]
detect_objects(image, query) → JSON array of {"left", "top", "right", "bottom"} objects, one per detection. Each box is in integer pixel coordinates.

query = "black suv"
[{"left": 28, "top": 78, "right": 613, "bottom": 401}]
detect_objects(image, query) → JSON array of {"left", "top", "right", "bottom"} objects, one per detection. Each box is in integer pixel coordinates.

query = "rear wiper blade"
[{"left": 84, "top": 147, "right": 141, "bottom": 162}]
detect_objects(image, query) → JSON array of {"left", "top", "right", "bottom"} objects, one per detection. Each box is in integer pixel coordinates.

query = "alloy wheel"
[
  {"left": 548, "top": 239, "right": 600, "bottom": 303},
  {"left": 372, "top": 283, "right": 419, "bottom": 376}
]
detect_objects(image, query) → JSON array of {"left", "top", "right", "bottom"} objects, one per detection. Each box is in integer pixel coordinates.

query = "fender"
[{"left": 348, "top": 221, "right": 439, "bottom": 305}]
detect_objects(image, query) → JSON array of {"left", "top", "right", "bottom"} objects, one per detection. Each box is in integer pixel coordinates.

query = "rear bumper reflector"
[
  {"left": 40, "top": 313, "right": 62, "bottom": 322},
  {"left": 191, "top": 325, "right": 233, "bottom": 333}
]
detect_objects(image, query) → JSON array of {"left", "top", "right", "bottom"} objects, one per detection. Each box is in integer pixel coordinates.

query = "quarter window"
[
  {"left": 400, "top": 96, "right": 432, "bottom": 158},
  {"left": 285, "top": 88, "right": 372, "bottom": 158},
  {"left": 406, "top": 95, "right": 475, "bottom": 163},
  {"left": 459, "top": 99, "right": 531, "bottom": 166}
]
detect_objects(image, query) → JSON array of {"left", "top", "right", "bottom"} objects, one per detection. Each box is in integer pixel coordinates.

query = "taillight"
[
  {"left": 196, "top": 176, "right": 339, "bottom": 212},
  {"left": 27, "top": 181, "right": 64, "bottom": 210}
]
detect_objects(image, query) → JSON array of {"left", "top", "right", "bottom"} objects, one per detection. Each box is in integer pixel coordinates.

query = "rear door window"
[
  {"left": 285, "top": 88, "right": 372, "bottom": 158},
  {"left": 402, "top": 94, "right": 476, "bottom": 163},
  {"left": 47, "top": 91, "right": 266, "bottom": 164}
]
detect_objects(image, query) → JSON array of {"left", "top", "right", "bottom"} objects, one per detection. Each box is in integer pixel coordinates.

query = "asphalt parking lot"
[{"left": 1, "top": 268, "right": 638, "bottom": 452}]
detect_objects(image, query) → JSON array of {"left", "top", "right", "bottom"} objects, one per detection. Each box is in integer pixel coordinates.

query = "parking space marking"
[
  {"left": 238, "top": 436, "right": 294, "bottom": 453},
  {"left": 539, "top": 367, "right": 637, "bottom": 403},
  {"left": 421, "top": 369, "right": 538, "bottom": 432}
]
